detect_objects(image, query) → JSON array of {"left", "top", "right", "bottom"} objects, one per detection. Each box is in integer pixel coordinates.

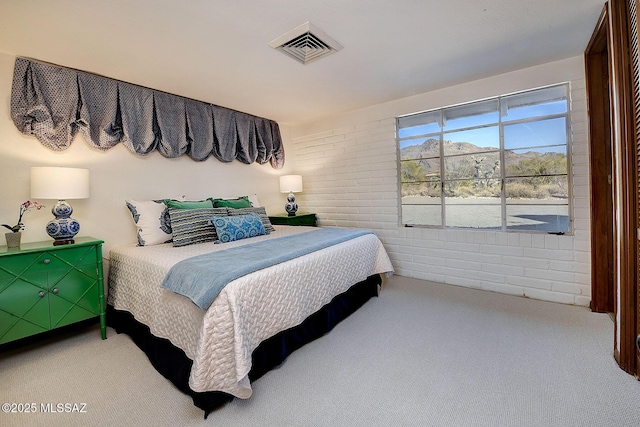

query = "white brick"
[
  {"left": 427, "top": 248, "right": 465, "bottom": 260},
  {"left": 355, "top": 121, "right": 384, "bottom": 131},
  {"left": 524, "top": 247, "right": 573, "bottom": 261},
  {"left": 411, "top": 239, "right": 445, "bottom": 249},
  {"left": 552, "top": 281, "right": 589, "bottom": 295},
  {"left": 508, "top": 233, "right": 521, "bottom": 247},
  {"left": 496, "top": 233, "right": 509, "bottom": 246},
  {"left": 574, "top": 272, "right": 591, "bottom": 286},
  {"left": 558, "top": 237, "right": 574, "bottom": 251},
  {"left": 506, "top": 275, "right": 552, "bottom": 290},
  {"left": 531, "top": 234, "right": 546, "bottom": 248},
  {"left": 420, "top": 228, "right": 440, "bottom": 240},
  {"left": 292, "top": 129, "right": 333, "bottom": 142},
  {"left": 485, "top": 232, "right": 497, "bottom": 245},
  {"left": 435, "top": 266, "right": 467, "bottom": 278},
  {"left": 574, "top": 296, "right": 591, "bottom": 306},
  {"left": 523, "top": 288, "right": 575, "bottom": 305},
  {"left": 425, "top": 273, "right": 446, "bottom": 283},
  {"left": 446, "top": 258, "right": 482, "bottom": 271},
  {"left": 574, "top": 250, "right": 591, "bottom": 264},
  {"left": 502, "top": 256, "right": 549, "bottom": 269},
  {"left": 544, "top": 235, "right": 559, "bottom": 249},
  {"left": 573, "top": 261, "right": 591, "bottom": 275},
  {"left": 333, "top": 125, "right": 356, "bottom": 135},
  {"left": 407, "top": 262, "right": 431, "bottom": 274},
  {"left": 481, "top": 245, "right": 524, "bottom": 256},
  {"left": 482, "top": 263, "right": 524, "bottom": 277},
  {"left": 443, "top": 241, "right": 480, "bottom": 253},
  {"left": 519, "top": 234, "right": 532, "bottom": 248},
  {"left": 393, "top": 254, "right": 414, "bottom": 264},
  {"left": 548, "top": 260, "right": 576, "bottom": 272},
  {"left": 525, "top": 267, "right": 575, "bottom": 283},
  {"left": 473, "top": 232, "right": 486, "bottom": 244},
  {"left": 447, "top": 277, "right": 484, "bottom": 289},
  {"left": 397, "top": 243, "right": 417, "bottom": 254},
  {"left": 464, "top": 252, "right": 502, "bottom": 264},
  {"left": 573, "top": 198, "right": 589, "bottom": 209},
  {"left": 468, "top": 270, "right": 505, "bottom": 284},
  {"left": 485, "top": 283, "right": 526, "bottom": 297}
]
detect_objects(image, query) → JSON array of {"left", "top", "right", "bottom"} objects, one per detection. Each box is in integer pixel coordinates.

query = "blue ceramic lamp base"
[
  {"left": 46, "top": 200, "right": 80, "bottom": 245},
  {"left": 285, "top": 192, "right": 298, "bottom": 216}
]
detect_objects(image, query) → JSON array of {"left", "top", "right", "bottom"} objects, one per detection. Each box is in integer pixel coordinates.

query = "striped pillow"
[
  {"left": 169, "top": 207, "right": 228, "bottom": 247},
  {"left": 227, "top": 206, "right": 275, "bottom": 233}
]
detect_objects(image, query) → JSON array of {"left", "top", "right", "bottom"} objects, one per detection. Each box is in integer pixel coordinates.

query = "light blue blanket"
[{"left": 161, "top": 227, "right": 373, "bottom": 310}]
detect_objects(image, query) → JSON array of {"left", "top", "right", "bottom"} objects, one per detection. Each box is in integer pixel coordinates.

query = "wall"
[
  {"left": 0, "top": 51, "right": 592, "bottom": 306},
  {"left": 291, "top": 56, "right": 591, "bottom": 306},
  {"left": 0, "top": 51, "right": 294, "bottom": 260}
]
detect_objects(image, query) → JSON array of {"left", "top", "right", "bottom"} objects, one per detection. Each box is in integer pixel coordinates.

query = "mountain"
[{"left": 400, "top": 138, "right": 566, "bottom": 179}]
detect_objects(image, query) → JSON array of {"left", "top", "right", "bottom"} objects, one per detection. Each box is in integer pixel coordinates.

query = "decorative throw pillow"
[
  {"left": 210, "top": 213, "right": 266, "bottom": 243},
  {"left": 248, "top": 194, "right": 261, "bottom": 207},
  {"left": 209, "top": 196, "right": 252, "bottom": 209},
  {"left": 164, "top": 199, "right": 213, "bottom": 209},
  {"left": 169, "top": 207, "right": 229, "bottom": 247},
  {"left": 227, "top": 206, "right": 275, "bottom": 233},
  {"left": 125, "top": 199, "right": 173, "bottom": 246}
]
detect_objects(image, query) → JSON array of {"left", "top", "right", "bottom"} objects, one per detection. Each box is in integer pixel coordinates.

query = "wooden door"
[
  {"left": 629, "top": 0, "right": 640, "bottom": 371},
  {"left": 586, "top": 0, "right": 639, "bottom": 376},
  {"left": 586, "top": 6, "right": 615, "bottom": 315},
  {"left": 608, "top": 0, "right": 639, "bottom": 376}
]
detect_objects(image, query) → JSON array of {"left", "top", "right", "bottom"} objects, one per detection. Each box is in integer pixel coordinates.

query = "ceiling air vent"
[{"left": 269, "top": 22, "right": 343, "bottom": 65}]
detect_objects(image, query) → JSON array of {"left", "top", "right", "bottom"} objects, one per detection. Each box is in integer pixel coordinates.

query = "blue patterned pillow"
[
  {"left": 227, "top": 206, "right": 275, "bottom": 233},
  {"left": 210, "top": 213, "right": 266, "bottom": 243}
]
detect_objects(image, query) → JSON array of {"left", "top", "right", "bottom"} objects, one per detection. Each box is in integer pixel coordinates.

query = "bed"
[{"left": 106, "top": 224, "right": 393, "bottom": 416}]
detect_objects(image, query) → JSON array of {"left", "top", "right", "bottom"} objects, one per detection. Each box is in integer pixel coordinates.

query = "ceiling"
[{"left": 0, "top": 0, "right": 605, "bottom": 127}]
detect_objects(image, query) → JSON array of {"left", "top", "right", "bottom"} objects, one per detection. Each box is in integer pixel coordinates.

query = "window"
[{"left": 397, "top": 84, "right": 571, "bottom": 233}]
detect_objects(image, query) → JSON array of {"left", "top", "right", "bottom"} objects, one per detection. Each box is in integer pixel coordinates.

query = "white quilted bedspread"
[{"left": 107, "top": 226, "right": 393, "bottom": 398}]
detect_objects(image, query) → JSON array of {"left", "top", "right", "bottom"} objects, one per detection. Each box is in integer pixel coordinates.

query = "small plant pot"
[{"left": 5, "top": 232, "right": 21, "bottom": 248}]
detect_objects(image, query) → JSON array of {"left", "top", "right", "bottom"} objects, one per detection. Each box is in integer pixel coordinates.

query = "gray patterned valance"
[{"left": 10, "top": 58, "right": 285, "bottom": 168}]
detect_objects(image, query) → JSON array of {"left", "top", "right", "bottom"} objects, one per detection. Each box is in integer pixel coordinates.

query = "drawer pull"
[
  {"left": 38, "top": 291, "right": 46, "bottom": 298},
  {"left": 53, "top": 288, "right": 59, "bottom": 294},
  {"left": 43, "top": 259, "right": 51, "bottom": 264}
]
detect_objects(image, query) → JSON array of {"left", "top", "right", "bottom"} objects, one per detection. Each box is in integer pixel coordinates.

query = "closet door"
[
  {"left": 611, "top": 0, "right": 639, "bottom": 375},
  {"left": 630, "top": 0, "right": 640, "bottom": 372},
  {"left": 593, "top": 0, "right": 639, "bottom": 375}
]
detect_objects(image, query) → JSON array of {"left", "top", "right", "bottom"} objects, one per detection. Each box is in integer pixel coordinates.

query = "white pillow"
[
  {"left": 125, "top": 199, "right": 172, "bottom": 246},
  {"left": 248, "top": 193, "right": 261, "bottom": 207}
]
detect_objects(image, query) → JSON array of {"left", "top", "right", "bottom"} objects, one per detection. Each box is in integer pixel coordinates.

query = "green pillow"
[
  {"left": 164, "top": 199, "right": 213, "bottom": 209},
  {"left": 209, "top": 196, "right": 252, "bottom": 209}
]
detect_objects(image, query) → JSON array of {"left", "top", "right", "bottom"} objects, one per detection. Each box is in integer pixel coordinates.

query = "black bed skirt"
[{"left": 107, "top": 274, "right": 382, "bottom": 417}]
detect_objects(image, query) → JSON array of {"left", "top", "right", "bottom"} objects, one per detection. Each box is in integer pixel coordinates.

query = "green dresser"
[
  {"left": 268, "top": 213, "right": 317, "bottom": 227},
  {"left": 0, "top": 237, "right": 106, "bottom": 345}
]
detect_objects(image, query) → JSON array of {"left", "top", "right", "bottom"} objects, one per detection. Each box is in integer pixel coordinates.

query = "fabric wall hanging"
[{"left": 10, "top": 58, "right": 285, "bottom": 169}]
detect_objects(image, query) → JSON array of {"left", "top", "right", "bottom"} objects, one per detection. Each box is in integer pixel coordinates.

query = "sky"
[{"left": 398, "top": 99, "right": 568, "bottom": 155}]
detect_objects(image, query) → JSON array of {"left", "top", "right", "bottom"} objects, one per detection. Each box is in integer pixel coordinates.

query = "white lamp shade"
[
  {"left": 279, "top": 175, "right": 303, "bottom": 193},
  {"left": 31, "top": 167, "right": 90, "bottom": 199}
]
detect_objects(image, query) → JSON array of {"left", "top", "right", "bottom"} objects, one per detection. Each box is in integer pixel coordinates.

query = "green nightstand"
[
  {"left": 268, "top": 213, "right": 317, "bottom": 227},
  {"left": 0, "top": 237, "right": 106, "bottom": 345}
]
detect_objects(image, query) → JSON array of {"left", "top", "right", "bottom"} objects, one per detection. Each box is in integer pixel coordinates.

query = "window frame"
[{"left": 396, "top": 83, "right": 573, "bottom": 234}]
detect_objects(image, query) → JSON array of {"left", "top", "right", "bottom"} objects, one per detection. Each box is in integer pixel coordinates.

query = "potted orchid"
[{"left": 3, "top": 200, "right": 45, "bottom": 248}]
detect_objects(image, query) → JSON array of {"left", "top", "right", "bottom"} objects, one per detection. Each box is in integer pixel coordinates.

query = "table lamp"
[
  {"left": 30, "top": 166, "right": 90, "bottom": 245},
  {"left": 279, "top": 175, "right": 303, "bottom": 216}
]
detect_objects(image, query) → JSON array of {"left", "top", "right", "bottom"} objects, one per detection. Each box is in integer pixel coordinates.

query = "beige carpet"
[{"left": 1, "top": 275, "right": 640, "bottom": 426}]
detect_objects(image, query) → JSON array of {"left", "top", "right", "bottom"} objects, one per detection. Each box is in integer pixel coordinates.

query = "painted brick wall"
[{"left": 291, "top": 57, "right": 591, "bottom": 306}]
